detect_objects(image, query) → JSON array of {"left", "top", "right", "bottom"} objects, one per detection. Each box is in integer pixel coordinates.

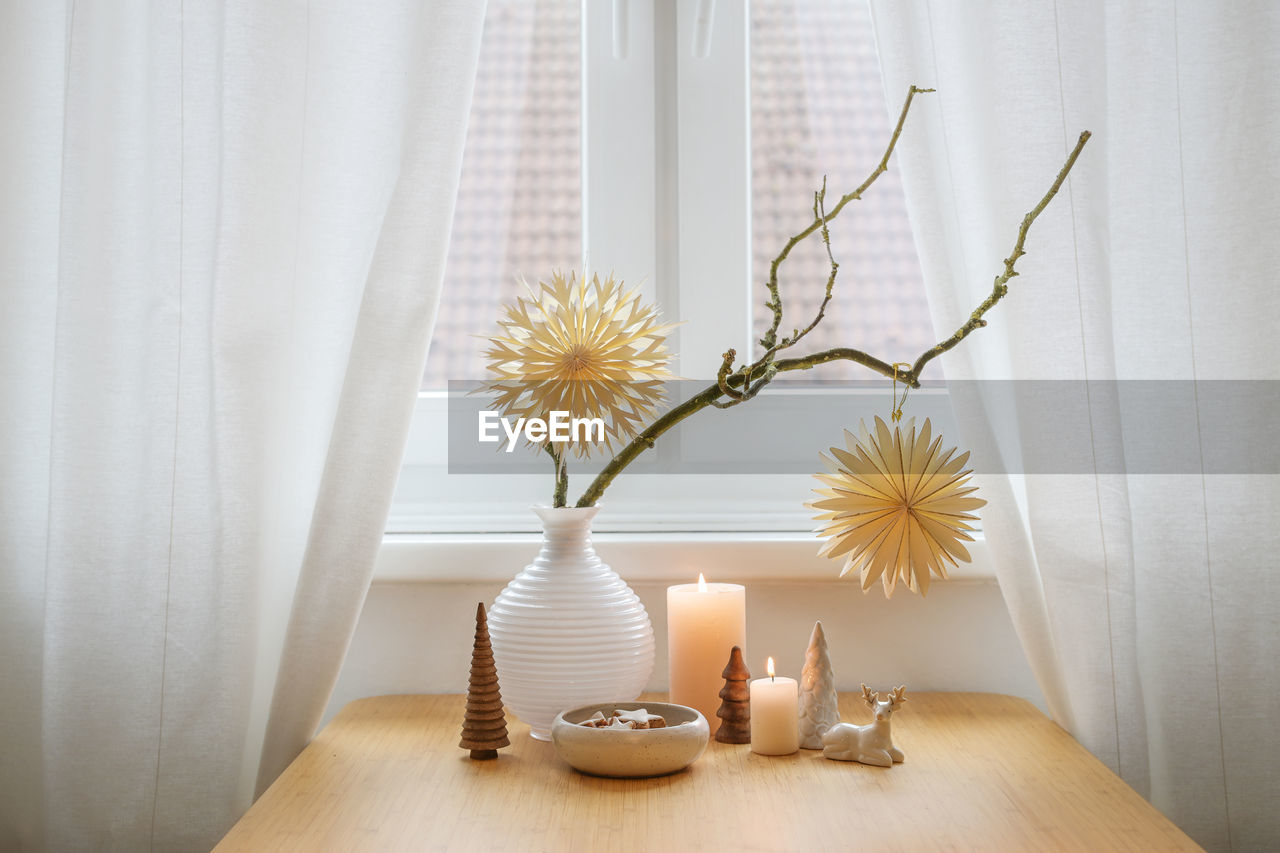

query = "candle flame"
[
  {"left": 767, "top": 656, "right": 775, "bottom": 679},
  {"left": 697, "top": 573, "right": 707, "bottom": 592}
]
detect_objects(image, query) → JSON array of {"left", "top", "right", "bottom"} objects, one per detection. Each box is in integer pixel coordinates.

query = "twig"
[
  {"left": 716, "top": 349, "right": 747, "bottom": 401},
  {"left": 773, "top": 347, "right": 903, "bottom": 379},
  {"left": 780, "top": 178, "right": 839, "bottom": 351},
  {"left": 910, "top": 130, "right": 1091, "bottom": 379},
  {"left": 544, "top": 443, "right": 568, "bottom": 508},
  {"left": 758, "top": 85, "right": 934, "bottom": 356},
  {"left": 720, "top": 88, "right": 922, "bottom": 414}
]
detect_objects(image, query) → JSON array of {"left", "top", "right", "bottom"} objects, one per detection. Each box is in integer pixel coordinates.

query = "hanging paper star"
[{"left": 808, "top": 416, "right": 985, "bottom": 597}]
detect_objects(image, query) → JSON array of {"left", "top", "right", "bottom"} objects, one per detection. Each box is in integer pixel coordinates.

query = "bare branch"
[
  {"left": 758, "top": 85, "right": 934, "bottom": 356},
  {"left": 572, "top": 99, "right": 1091, "bottom": 508},
  {"left": 544, "top": 443, "right": 568, "bottom": 508},
  {"left": 779, "top": 177, "right": 839, "bottom": 351},
  {"left": 910, "top": 130, "right": 1092, "bottom": 380}
]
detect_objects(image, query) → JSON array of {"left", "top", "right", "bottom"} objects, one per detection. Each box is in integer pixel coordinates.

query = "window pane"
[
  {"left": 422, "top": 0, "right": 582, "bottom": 389},
  {"left": 751, "top": 0, "right": 935, "bottom": 378}
]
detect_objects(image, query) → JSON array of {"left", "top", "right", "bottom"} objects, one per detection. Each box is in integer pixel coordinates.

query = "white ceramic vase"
[{"left": 488, "top": 506, "right": 655, "bottom": 740}]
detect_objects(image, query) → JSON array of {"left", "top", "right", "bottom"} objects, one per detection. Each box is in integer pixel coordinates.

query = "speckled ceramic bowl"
[{"left": 550, "top": 701, "right": 710, "bottom": 778}]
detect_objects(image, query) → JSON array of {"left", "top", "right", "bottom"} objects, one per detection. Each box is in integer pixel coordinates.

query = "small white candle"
[
  {"left": 667, "top": 574, "right": 746, "bottom": 725},
  {"left": 750, "top": 657, "right": 799, "bottom": 755}
]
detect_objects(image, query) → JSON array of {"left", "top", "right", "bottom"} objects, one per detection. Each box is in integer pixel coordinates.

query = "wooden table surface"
[{"left": 215, "top": 692, "right": 1199, "bottom": 852}]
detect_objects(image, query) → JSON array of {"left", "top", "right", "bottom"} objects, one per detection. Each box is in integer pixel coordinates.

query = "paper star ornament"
[
  {"left": 808, "top": 416, "right": 985, "bottom": 597},
  {"left": 483, "top": 270, "right": 676, "bottom": 458}
]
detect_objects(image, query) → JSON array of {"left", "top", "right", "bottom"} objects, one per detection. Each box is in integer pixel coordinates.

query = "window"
[{"left": 391, "top": 1, "right": 957, "bottom": 539}]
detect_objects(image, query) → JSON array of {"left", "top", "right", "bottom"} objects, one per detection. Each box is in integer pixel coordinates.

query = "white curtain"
[
  {"left": 868, "top": 1, "right": 1279, "bottom": 849},
  {"left": 0, "top": 2, "right": 484, "bottom": 850}
]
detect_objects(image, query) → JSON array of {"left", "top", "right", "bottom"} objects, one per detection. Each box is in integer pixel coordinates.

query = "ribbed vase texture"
[{"left": 488, "top": 506, "right": 655, "bottom": 740}]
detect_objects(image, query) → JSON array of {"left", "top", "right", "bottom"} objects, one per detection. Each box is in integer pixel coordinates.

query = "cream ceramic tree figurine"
[
  {"left": 822, "top": 685, "right": 907, "bottom": 767},
  {"left": 798, "top": 621, "right": 839, "bottom": 749}
]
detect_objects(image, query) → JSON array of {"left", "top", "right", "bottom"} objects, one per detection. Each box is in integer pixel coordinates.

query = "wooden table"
[{"left": 215, "top": 693, "right": 1199, "bottom": 852}]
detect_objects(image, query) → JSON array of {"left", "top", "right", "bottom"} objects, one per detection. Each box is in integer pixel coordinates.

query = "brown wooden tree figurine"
[
  {"left": 714, "top": 645, "right": 752, "bottom": 744},
  {"left": 460, "top": 602, "right": 510, "bottom": 760}
]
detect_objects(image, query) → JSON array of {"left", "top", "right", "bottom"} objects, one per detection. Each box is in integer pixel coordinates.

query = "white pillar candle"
[
  {"left": 667, "top": 574, "right": 746, "bottom": 725},
  {"left": 749, "top": 657, "right": 799, "bottom": 755}
]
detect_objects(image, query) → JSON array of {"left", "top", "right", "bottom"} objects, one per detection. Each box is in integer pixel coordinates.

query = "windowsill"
[{"left": 374, "top": 530, "right": 995, "bottom": 584}]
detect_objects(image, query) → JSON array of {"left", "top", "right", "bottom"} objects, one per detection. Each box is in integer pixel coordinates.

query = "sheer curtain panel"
[
  {"left": 0, "top": 2, "right": 484, "bottom": 850},
  {"left": 868, "top": 1, "right": 1280, "bottom": 850}
]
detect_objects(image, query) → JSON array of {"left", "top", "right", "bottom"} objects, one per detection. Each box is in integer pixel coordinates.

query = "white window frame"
[{"left": 383, "top": 0, "right": 993, "bottom": 582}]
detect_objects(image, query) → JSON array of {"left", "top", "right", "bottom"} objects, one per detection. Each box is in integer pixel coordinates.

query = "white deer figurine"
[{"left": 821, "top": 684, "right": 907, "bottom": 766}]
